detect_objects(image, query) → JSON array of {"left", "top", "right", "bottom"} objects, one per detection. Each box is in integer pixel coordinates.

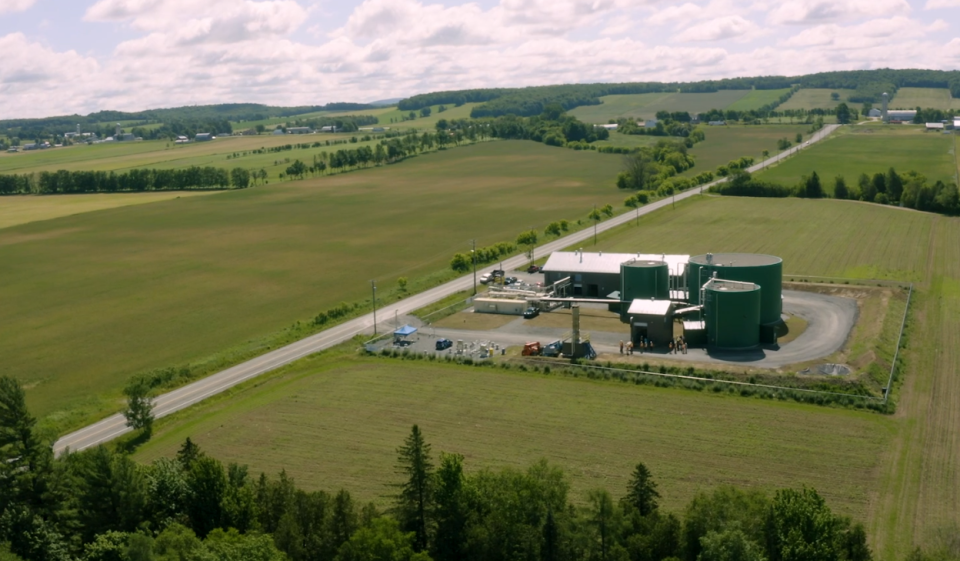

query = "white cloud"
[
  {"left": 675, "top": 15, "right": 762, "bottom": 42},
  {"left": 781, "top": 16, "right": 923, "bottom": 49},
  {"left": 768, "top": 0, "right": 911, "bottom": 25},
  {"left": 925, "top": 0, "right": 960, "bottom": 7},
  {"left": 647, "top": 3, "right": 702, "bottom": 25},
  {"left": 0, "top": 0, "right": 35, "bottom": 14}
]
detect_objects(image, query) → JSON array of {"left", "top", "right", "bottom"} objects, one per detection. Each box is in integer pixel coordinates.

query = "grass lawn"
[
  {"left": 725, "top": 88, "right": 792, "bottom": 111},
  {"left": 0, "top": 191, "right": 217, "bottom": 230},
  {"left": 579, "top": 195, "right": 960, "bottom": 559},
  {"left": 779, "top": 89, "right": 856, "bottom": 111},
  {"left": 681, "top": 124, "right": 810, "bottom": 177},
  {"left": 0, "top": 141, "right": 625, "bottom": 427},
  {"left": 133, "top": 350, "right": 893, "bottom": 525},
  {"left": 569, "top": 91, "right": 751, "bottom": 123},
  {"left": 755, "top": 126, "right": 957, "bottom": 190},
  {"left": 889, "top": 88, "right": 958, "bottom": 111}
]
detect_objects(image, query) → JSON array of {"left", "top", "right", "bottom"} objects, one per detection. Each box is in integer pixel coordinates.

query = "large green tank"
[
  {"left": 621, "top": 260, "right": 669, "bottom": 302},
  {"left": 704, "top": 280, "right": 761, "bottom": 350},
  {"left": 687, "top": 253, "right": 782, "bottom": 327}
]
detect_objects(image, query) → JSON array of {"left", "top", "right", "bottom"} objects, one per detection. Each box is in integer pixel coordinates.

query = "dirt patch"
[{"left": 432, "top": 310, "right": 519, "bottom": 330}]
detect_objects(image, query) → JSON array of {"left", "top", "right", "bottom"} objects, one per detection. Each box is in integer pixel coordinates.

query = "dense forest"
[
  {"left": 0, "top": 375, "right": 888, "bottom": 561},
  {"left": 0, "top": 103, "right": 376, "bottom": 142},
  {"left": 396, "top": 69, "right": 960, "bottom": 118}
]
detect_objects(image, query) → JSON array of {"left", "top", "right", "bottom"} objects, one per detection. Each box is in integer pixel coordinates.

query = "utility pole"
[
  {"left": 371, "top": 280, "right": 377, "bottom": 335},
  {"left": 471, "top": 239, "right": 477, "bottom": 296}
]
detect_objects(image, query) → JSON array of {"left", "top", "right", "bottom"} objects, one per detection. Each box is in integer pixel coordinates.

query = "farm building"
[
  {"left": 886, "top": 109, "right": 917, "bottom": 123},
  {"left": 626, "top": 299, "right": 674, "bottom": 346},
  {"left": 868, "top": 108, "right": 882, "bottom": 118},
  {"left": 287, "top": 127, "right": 312, "bottom": 134},
  {"left": 320, "top": 125, "right": 339, "bottom": 133},
  {"left": 595, "top": 124, "right": 618, "bottom": 130},
  {"left": 194, "top": 133, "right": 213, "bottom": 142},
  {"left": 273, "top": 128, "right": 285, "bottom": 135},
  {"left": 542, "top": 251, "right": 688, "bottom": 298},
  {"left": 926, "top": 123, "right": 945, "bottom": 131}
]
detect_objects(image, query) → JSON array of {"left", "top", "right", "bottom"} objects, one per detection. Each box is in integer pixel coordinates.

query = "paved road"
[{"left": 53, "top": 124, "right": 841, "bottom": 455}]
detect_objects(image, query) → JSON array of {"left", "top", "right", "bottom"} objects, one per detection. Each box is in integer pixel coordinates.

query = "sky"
[{"left": 1, "top": 0, "right": 959, "bottom": 119}]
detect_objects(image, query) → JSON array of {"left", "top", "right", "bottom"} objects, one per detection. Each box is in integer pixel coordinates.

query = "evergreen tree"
[
  {"left": 394, "top": 425, "right": 434, "bottom": 552},
  {"left": 432, "top": 453, "right": 467, "bottom": 561},
  {"left": 176, "top": 438, "right": 203, "bottom": 470},
  {"left": 886, "top": 168, "right": 904, "bottom": 202},
  {"left": 622, "top": 462, "right": 660, "bottom": 517},
  {"left": 833, "top": 176, "right": 849, "bottom": 200}
]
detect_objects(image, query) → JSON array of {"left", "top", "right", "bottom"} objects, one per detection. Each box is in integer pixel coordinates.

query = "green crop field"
[
  {"left": 569, "top": 91, "right": 751, "bottom": 123},
  {"left": 592, "top": 132, "right": 661, "bottom": 150},
  {"left": 582, "top": 196, "right": 960, "bottom": 559},
  {"left": 0, "top": 141, "right": 626, "bottom": 429},
  {"left": 681, "top": 124, "right": 810, "bottom": 177},
  {"left": 725, "top": 88, "right": 792, "bottom": 111},
  {"left": 133, "top": 349, "right": 892, "bottom": 523},
  {"left": 755, "top": 127, "right": 958, "bottom": 190},
  {"left": 778, "top": 88, "right": 856, "bottom": 111},
  {"left": 0, "top": 191, "right": 218, "bottom": 229},
  {"left": 230, "top": 103, "right": 476, "bottom": 133},
  {"left": 132, "top": 196, "right": 960, "bottom": 558},
  {"left": 889, "top": 87, "right": 958, "bottom": 110}
]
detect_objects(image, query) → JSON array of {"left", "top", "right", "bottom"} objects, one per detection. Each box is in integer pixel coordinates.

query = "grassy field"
[
  {"left": 682, "top": 124, "right": 810, "bottom": 176},
  {"left": 133, "top": 349, "right": 893, "bottom": 525},
  {"left": 0, "top": 191, "right": 217, "bottom": 229},
  {"left": 725, "top": 88, "right": 792, "bottom": 111},
  {"left": 580, "top": 196, "right": 960, "bottom": 559},
  {"left": 756, "top": 126, "right": 958, "bottom": 189},
  {"left": 0, "top": 141, "right": 626, "bottom": 426},
  {"left": 230, "top": 104, "right": 477, "bottom": 132},
  {"left": 778, "top": 89, "right": 856, "bottom": 111},
  {"left": 569, "top": 91, "right": 751, "bottom": 123},
  {"left": 889, "top": 88, "right": 958, "bottom": 111},
  {"left": 131, "top": 195, "right": 960, "bottom": 559},
  {"left": 592, "top": 132, "right": 661, "bottom": 150}
]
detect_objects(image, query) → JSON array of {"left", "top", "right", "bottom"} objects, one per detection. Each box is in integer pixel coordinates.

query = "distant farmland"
[
  {"left": 569, "top": 90, "right": 752, "bottom": 123},
  {"left": 680, "top": 124, "right": 810, "bottom": 177},
  {"left": 889, "top": 87, "right": 958, "bottom": 111},
  {"left": 778, "top": 89, "right": 856, "bottom": 111},
  {"left": 755, "top": 127, "right": 957, "bottom": 190}
]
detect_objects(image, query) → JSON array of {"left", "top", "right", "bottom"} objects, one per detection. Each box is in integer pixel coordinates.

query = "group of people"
[{"left": 619, "top": 335, "right": 688, "bottom": 355}]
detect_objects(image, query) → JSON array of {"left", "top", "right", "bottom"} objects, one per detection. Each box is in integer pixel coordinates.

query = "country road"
[{"left": 53, "top": 124, "right": 841, "bottom": 455}]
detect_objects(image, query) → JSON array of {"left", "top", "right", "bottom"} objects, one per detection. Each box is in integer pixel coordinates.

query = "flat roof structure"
[
  {"left": 689, "top": 253, "right": 781, "bottom": 267},
  {"left": 542, "top": 252, "right": 689, "bottom": 276},
  {"left": 627, "top": 299, "right": 673, "bottom": 316}
]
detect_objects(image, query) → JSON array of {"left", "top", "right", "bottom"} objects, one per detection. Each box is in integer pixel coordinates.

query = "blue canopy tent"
[{"left": 393, "top": 324, "right": 418, "bottom": 345}]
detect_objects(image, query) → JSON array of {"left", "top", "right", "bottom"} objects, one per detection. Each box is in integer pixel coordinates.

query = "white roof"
[
  {"left": 954, "top": 119, "right": 960, "bottom": 128},
  {"left": 542, "top": 251, "right": 689, "bottom": 276},
  {"left": 627, "top": 299, "right": 673, "bottom": 316},
  {"left": 926, "top": 123, "right": 944, "bottom": 129}
]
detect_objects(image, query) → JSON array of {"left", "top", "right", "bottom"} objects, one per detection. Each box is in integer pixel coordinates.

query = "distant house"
[
  {"left": 118, "top": 133, "right": 137, "bottom": 141},
  {"left": 707, "top": 120, "right": 726, "bottom": 126},
  {"left": 868, "top": 108, "right": 882, "bottom": 118},
  {"left": 595, "top": 123, "right": 618, "bottom": 130},
  {"left": 241, "top": 129, "right": 258, "bottom": 136},
  {"left": 6, "top": 147, "right": 18, "bottom": 153},
  {"left": 954, "top": 117, "right": 960, "bottom": 130},
  {"left": 925, "top": 123, "right": 945, "bottom": 131},
  {"left": 642, "top": 119, "right": 658, "bottom": 128},
  {"left": 22, "top": 143, "right": 38, "bottom": 150},
  {"left": 194, "top": 133, "right": 213, "bottom": 142},
  {"left": 287, "top": 127, "right": 312, "bottom": 134},
  {"left": 174, "top": 136, "right": 189, "bottom": 144},
  {"left": 372, "top": 127, "right": 385, "bottom": 132},
  {"left": 272, "top": 128, "right": 285, "bottom": 135},
  {"left": 320, "top": 125, "right": 339, "bottom": 133}
]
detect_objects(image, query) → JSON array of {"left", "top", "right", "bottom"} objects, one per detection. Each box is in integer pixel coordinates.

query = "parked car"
[
  {"left": 505, "top": 276, "right": 518, "bottom": 285},
  {"left": 527, "top": 264, "right": 542, "bottom": 273},
  {"left": 435, "top": 338, "right": 453, "bottom": 351},
  {"left": 479, "top": 273, "right": 492, "bottom": 284},
  {"left": 523, "top": 307, "right": 540, "bottom": 319}
]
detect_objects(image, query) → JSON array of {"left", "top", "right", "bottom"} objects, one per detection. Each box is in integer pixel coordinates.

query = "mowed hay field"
[
  {"left": 134, "top": 351, "right": 893, "bottom": 526},
  {"left": 778, "top": 88, "right": 856, "bottom": 111},
  {"left": 0, "top": 191, "right": 217, "bottom": 229},
  {"left": 681, "top": 124, "right": 810, "bottom": 177},
  {"left": 568, "top": 90, "right": 752, "bottom": 123},
  {"left": 725, "top": 88, "right": 793, "bottom": 111},
  {"left": 587, "top": 196, "right": 960, "bottom": 559},
  {"left": 756, "top": 127, "right": 958, "bottom": 189},
  {"left": 889, "top": 87, "right": 958, "bottom": 110},
  {"left": 0, "top": 141, "right": 623, "bottom": 424}
]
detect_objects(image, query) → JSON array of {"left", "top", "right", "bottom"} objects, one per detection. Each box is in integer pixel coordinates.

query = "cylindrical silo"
[
  {"left": 687, "top": 253, "right": 782, "bottom": 327},
  {"left": 704, "top": 280, "right": 761, "bottom": 350},
  {"left": 621, "top": 260, "right": 669, "bottom": 302}
]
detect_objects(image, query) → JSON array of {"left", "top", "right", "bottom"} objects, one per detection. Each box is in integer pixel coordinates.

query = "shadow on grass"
[{"left": 116, "top": 428, "right": 152, "bottom": 454}]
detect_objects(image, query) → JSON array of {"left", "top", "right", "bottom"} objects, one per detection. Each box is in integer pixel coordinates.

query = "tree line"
[
  {"left": 0, "top": 167, "right": 256, "bottom": 195},
  {"left": 1, "top": 374, "right": 892, "bottom": 561},
  {"left": 712, "top": 170, "right": 960, "bottom": 216},
  {"left": 397, "top": 70, "right": 960, "bottom": 118}
]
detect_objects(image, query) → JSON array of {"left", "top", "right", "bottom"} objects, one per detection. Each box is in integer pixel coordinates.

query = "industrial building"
[{"left": 536, "top": 250, "right": 784, "bottom": 352}]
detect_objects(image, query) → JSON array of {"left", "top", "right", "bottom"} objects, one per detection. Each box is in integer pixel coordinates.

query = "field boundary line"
[
  {"left": 511, "top": 358, "right": 884, "bottom": 401},
  {"left": 783, "top": 274, "right": 912, "bottom": 288},
  {"left": 884, "top": 283, "right": 913, "bottom": 403}
]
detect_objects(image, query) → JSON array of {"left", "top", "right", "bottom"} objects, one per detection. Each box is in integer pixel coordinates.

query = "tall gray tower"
[{"left": 881, "top": 92, "right": 889, "bottom": 122}]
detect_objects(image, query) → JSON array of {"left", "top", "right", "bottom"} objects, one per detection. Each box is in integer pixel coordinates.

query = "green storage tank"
[
  {"left": 704, "top": 280, "right": 761, "bottom": 350},
  {"left": 687, "top": 253, "right": 783, "bottom": 328},
  {"left": 621, "top": 260, "right": 670, "bottom": 302}
]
